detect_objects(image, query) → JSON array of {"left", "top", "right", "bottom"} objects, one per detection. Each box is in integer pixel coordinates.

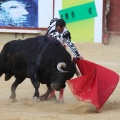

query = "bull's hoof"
[
  {"left": 33, "top": 96, "right": 40, "bottom": 102},
  {"left": 9, "top": 95, "right": 16, "bottom": 100},
  {"left": 9, "top": 96, "right": 17, "bottom": 103},
  {"left": 40, "top": 95, "right": 48, "bottom": 101}
]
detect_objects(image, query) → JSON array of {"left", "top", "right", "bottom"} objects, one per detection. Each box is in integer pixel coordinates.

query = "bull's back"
[
  {"left": 1, "top": 36, "right": 48, "bottom": 58},
  {"left": 1, "top": 35, "right": 71, "bottom": 68}
]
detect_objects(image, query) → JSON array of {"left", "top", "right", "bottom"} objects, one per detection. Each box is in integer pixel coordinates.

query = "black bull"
[{"left": 0, "top": 36, "right": 76, "bottom": 100}]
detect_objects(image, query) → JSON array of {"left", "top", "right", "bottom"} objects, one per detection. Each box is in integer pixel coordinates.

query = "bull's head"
[{"left": 51, "top": 61, "right": 76, "bottom": 91}]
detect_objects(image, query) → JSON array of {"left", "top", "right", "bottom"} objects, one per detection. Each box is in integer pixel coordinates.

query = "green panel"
[{"left": 59, "top": 1, "right": 97, "bottom": 23}]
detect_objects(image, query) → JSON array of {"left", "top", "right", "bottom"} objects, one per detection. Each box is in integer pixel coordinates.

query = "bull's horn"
[{"left": 57, "top": 62, "right": 68, "bottom": 73}]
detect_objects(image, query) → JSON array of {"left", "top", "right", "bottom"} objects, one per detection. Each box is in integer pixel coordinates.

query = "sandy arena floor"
[{"left": 0, "top": 36, "right": 120, "bottom": 120}]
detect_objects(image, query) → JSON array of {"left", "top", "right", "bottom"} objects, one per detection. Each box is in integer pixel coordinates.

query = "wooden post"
[{"left": 103, "top": 0, "right": 110, "bottom": 45}]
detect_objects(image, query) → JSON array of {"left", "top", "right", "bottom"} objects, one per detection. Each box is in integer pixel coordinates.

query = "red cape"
[{"left": 67, "top": 58, "right": 119, "bottom": 110}]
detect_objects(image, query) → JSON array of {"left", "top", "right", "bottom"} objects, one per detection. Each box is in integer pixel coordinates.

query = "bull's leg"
[
  {"left": 10, "top": 76, "right": 25, "bottom": 100},
  {"left": 32, "top": 81, "right": 40, "bottom": 99},
  {"left": 29, "top": 76, "right": 40, "bottom": 99},
  {"left": 40, "top": 84, "right": 53, "bottom": 101},
  {"left": 27, "top": 66, "right": 40, "bottom": 99},
  {"left": 30, "top": 77, "right": 40, "bottom": 99}
]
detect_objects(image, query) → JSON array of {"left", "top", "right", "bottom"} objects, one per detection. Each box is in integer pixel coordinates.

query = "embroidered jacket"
[{"left": 46, "top": 18, "right": 80, "bottom": 58}]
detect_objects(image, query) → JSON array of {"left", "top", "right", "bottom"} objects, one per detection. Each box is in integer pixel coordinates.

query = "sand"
[{"left": 0, "top": 36, "right": 120, "bottom": 120}]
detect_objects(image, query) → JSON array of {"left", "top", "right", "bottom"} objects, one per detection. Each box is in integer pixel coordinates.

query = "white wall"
[
  {"left": 94, "top": 0, "right": 103, "bottom": 43},
  {"left": 38, "top": 0, "right": 62, "bottom": 28},
  {"left": 38, "top": 0, "right": 53, "bottom": 28},
  {"left": 0, "top": 0, "right": 103, "bottom": 43},
  {"left": 54, "top": 0, "right": 62, "bottom": 18}
]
